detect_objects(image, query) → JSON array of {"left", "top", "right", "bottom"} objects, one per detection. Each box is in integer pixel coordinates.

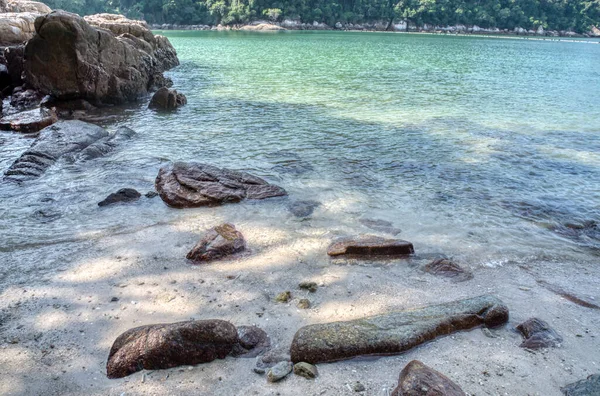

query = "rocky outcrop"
[
  {"left": 0, "top": 1, "right": 50, "bottom": 45},
  {"left": 148, "top": 87, "right": 187, "bottom": 110},
  {"left": 155, "top": 162, "right": 287, "bottom": 208},
  {"left": 106, "top": 319, "right": 238, "bottom": 378},
  {"left": 327, "top": 236, "right": 414, "bottom": 257},
  {"left": 0, "top": 107, "right": 55, "bottom": 133},
  {"left": 391, "top": 360, "right": 466, "bottom": 396},
  {"left": 562, "top": 374, "right": 600, "bottom": 395},
  {"left": 98, "top": 188, "right": 141, "bottom": 207},
  {"left": 187, "top": 223, "right": 245, "bottom": 263},
  {"left": 3, "top": 121, "right": 109, "bottom": 182},
  {"left": 423, "top": 258, "right": 473, "bottom": 282},
  {"left": 240, "top": 23, "right": 285, "bottom": 31},
  {"left": 290, "top": 295, "right": 509, "bottom": 364},
  {"left": 24, "top": 11, "right": 178, "bottom": 105},
  {"left": 516, "top": 318, "right": 562, "bottom": 349}
]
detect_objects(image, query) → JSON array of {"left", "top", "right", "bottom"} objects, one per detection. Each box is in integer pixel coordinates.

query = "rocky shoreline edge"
[{"left": 150, "top": 19, "right": 600, "bottom": 38}]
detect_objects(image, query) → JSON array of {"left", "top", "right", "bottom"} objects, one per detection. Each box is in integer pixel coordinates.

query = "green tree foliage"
[{"left": 40, "top": 0, "right": 600, "bottom": 33}]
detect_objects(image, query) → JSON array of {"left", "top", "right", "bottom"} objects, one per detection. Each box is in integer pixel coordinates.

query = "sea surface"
[{"left": 1, "top": 31, "right": 599, "bottom": 266}]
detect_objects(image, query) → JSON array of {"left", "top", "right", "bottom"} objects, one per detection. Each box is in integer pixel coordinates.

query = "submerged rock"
[
  {"left": 516, "top": 318, "right": 562, "bottom": 349},
  {"left": 3, "top": 120, "right": 109, "bottom": 182},
  {"left": 98, "top": 188, "right": 141, "bottom": 207},
  {"left": 186, "top": 223, "right": 245, "bottom": 263},
  {"left": 327, "top": 235, "right": 414, "bottom": 257},
  {"left": 298, "top": 281, "right": 318, "bottom": 292},
  {"left": 231, "top": 325, "right": 270, "bottom": 358},
  {"left": 106, "top": 319, "right": 238, "bottom": 378},
  {"left": 0, "top": 108, "right": 56, "bottom": 133},
  {"left": 9, "top": 88, "right": 43, "bottom": 110},
  {"left": 297, "top": 299, "right": 311, "bottom": 309},
  {"left": 290, "top": 295, "right": 508, "bottom": 364},
  {"left": 155, "top": 162, "right": 286, "bottom": 208},
  {"left": 288, "top": 200, "right": 320, "bottom": 218},
  {"left": 148, "top": 87, "right": 187, "bottom": 110},
  {"left": 423, "top": 258, "right": 473, "bottom": 282},
  {"left": 359, "top": 218, "right": 402, "bottom": 235},
  {"left": 24, "top": 11, "right": 178, "bottom": 104},
  {"left": 391, "top": 360, "right": 465, "bottom": 396},
  {"left": 275, "top": 291, "right": 291, "bottom": 303},
  {"left": 562, "top": 374, "right": 600, "bottom": 395},
  {"left": 253, "top": 350, "right": 291, "bottom": 374},
  {"left": 70, "top": 126, "right": 136, "bottom": 161},
  {"left": 266, "top": 361, "right": 293, "bottom": 382}
]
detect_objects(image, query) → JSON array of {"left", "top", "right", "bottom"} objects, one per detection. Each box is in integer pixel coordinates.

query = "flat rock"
[
  {"left": 423, "top": 258, "right": 473, "bottom": 282},
  {"left": 3, "top": 120, "right": 108, "bottom": 182},
  {"left": 106, "top": 319, "right": 238, "bottom": 378},
  {"left": 516, "top": 318, "right": 562, "bottom": 349},
  {"left": 294, "top": 362, "right": 318, "bottom": 379},
  {"left": 266, "top": 361, "right": 293, "bottom": 383},
  {"left": 186, "top": 223, "right": 245, "bottom": 263},
  {"left": 70, "top": 126, "right": 136, "bottom": 162},
  {"left": 290, "top": 295, "right": 508, "bottom": 364},
  {"left": 231, "top": 325, "right": 270, "bottom": 358},
  {"left": 98, "top": 188, "right": 141, "bottom": 207},
  {"left": 562, "top": 374, "right": 600, "bottom": 395},
  {"left": 391, "top": 360, "right": 465, "bottom": 396},
  {"left": 0, "top": 108, "right": 56, "bottom": 133},
  {"left": 359, "top": 218, "right": 402, "bottom": 235},
  {"left": 155, "top": 162, "right": 286, "bottom": 208},
  {"left": 327, "top": 235, "right": 414, "bottom": 257}
]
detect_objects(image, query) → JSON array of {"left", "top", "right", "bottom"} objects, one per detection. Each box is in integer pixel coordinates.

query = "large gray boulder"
[
  {"left": 24, "top": 11, "right": 178, "bottom": 104},
  {"left": 290, "top": 295, "right": 509, "bottom": 364}
]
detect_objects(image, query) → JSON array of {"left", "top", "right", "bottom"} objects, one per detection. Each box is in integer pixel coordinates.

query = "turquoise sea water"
[{"left": 1, "top": 31, "right": 599, "bottom": 265}]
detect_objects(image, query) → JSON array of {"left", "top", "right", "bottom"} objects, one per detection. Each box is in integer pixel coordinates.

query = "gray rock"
[
  {"left": 391, "top": 360, "right": 465, "bottom": 396},
  {"left": 294, "top": 362, "right": 318, "bottom": 379},
  {"left": 290, "top": 295, "right": 508, "bottom": 364},
  {"left": 187, "top": 223, "right": 245, "bottom": 263},
  {"left": 266, "top": 361, "right": 293, "bottom": 383},
  {"left": 155, "top": 162, "right": 286, "bottom": 208},
  {"left": 3, "top": 120, "right": 109, "bottom": 182},
  {"left": 106, "top": 319, "right": 238, "bottom": 378},
  {"left": 299, "top": 281, "right": 318, "bottom": 292},
  {"left": 353, "top": 382, "right": 366, "bottom": 392},
  {"left": 70, "top": 126, "right": 136, "bottom": 162},
  {"left": 231, "top": 325, "right": 270, "bottom": 358},
  {"left": 297, "top": 299, "right": 310, "bottom": 309},
  {"left": 288, "top": 200, "right": 320, "bottom": 217},
  {"left": 562, "top": 374, "right": 600, "bottom": 395},
  {"left": 98, "top": 188, "right": 141, "bottom": 207},
  {"left": 327, "top": 235, "right": 414, "bottom": 257},
  {"left": 516, "top": 318, "right": 563, "bottom": 349},
  {"left": 359, "top": 218, "right": 402, "bottom": 235}
]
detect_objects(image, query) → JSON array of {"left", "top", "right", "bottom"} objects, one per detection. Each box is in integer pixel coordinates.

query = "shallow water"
[{"left": 1, "top": 31, "right": 599, "bottom": 265}]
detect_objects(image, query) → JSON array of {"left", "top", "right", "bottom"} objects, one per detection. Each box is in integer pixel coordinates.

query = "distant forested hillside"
[{"left": 41, "top": 0, "right": 600, "bottom": 33}]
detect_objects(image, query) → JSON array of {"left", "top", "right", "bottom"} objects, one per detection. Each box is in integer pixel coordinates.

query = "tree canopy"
[{"left": 40, "top": 0, "right": 600, "bottom": 33}]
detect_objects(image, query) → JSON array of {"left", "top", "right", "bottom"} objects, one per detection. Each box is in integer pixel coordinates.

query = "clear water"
[{"left": 1, "top": 31, "right": 599, "bottom": 266}]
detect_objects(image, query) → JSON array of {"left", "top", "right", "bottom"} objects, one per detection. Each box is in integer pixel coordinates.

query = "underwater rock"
[
  {"left": 186, "top": 223, "right": 245, "bottom": 263},
  {"left": 327, "top": 235, "right": 414, "bottom": 257}
]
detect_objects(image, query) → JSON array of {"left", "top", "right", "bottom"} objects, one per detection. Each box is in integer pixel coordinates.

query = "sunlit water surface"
[{"left": 1, "top": 32, "right": 599, "bottom": 267}]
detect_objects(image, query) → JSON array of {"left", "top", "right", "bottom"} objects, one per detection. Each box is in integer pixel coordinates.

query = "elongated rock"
[
  {"left": 155, "top": 162, "right": 287, "bottom": 208},
  {"left": 3, "top": 120, "right": 108, "bottom": 182},
  {"left": 106, "top": 319, "right": 238, "bottom": 378},
  {"left": 391, "top": 360, "right": 465, "bottom": 396},
  {"left": 327, "top": 235, "right": 414, "bottom": 256},
  {"left": 290, "top": 295, "right": 508, "bottom": 364}
]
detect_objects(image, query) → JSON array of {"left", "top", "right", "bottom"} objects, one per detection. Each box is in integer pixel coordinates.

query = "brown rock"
[
  {"left": 327, "top": 235, "right": 414, "bottom": 257},
  {"left": 0, "top": 108, "right": 56, "bottom": 133},
  {"left": 290, "top": 295, "right": 508, "bottom": 364},
  {"left": 186, "top": 223, "right": 245, "bottom": 263},
  {"left": 516, "top": 318, "right": 562, "bottom": 349},
  {"left": 391, "top": 360, "right": 465, "bottom": 396},
  {"left": 106, "top": 319, "right": 238, "bottom": 378},
  {"left": 423, "top": 259, "right": 473, "bottom": 282},
  {"left": 155, "top": 162, "right": 286, "bottom": 208},
  {"left": 149, "top": 87, "right": 186, "bottom": 110}
]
